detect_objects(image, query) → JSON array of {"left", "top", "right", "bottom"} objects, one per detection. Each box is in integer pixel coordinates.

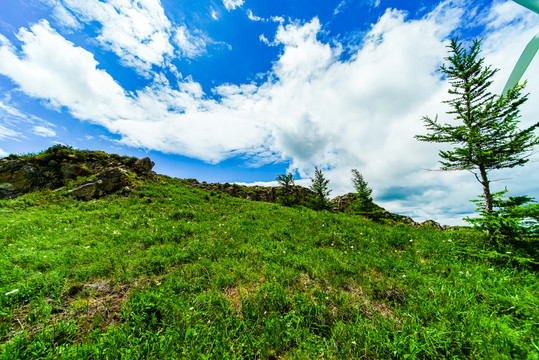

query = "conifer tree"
[
  {"left": 351, "top": 169, "right": 373, "bottom": 214},
  {"left": 416, "top": 38, "right": 539, "bottom": 213},
  {"left": 276, "top": 173, "right": 295, "bottom": 206},
  {"left": 276, "top": 173, "right": 294, "bottom": 189},
  {"left": 310, "top": 167, "right": 331, "bottom": 210}
]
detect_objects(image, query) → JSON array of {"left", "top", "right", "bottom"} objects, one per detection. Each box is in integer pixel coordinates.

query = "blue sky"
[{"left": 0, "top": 0, "right": 538, "bottom": 224}]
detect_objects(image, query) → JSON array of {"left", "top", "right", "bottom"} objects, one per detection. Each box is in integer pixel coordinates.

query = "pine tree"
[
  {"left": 276, "top": 173, "right": 295, "bottom": 206},
  {"left": 310, "top": 167, "right": 331, "bottom": 210},
  {"left": 351, "top": 169, "right": 373, "bottom": 214},
  {"left": 276, "top": 173, "right": 294, "bottom": 189},
  {"left": 416, "top": 38, "right": 539, "bottom": 213}
]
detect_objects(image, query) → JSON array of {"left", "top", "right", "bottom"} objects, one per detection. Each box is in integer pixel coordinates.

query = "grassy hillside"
[{"left": 1, "top": 174, "right": 538, "bottom": 359}]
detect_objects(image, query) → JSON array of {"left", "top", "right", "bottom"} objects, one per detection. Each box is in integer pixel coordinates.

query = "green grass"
[{"left": 1, "top": 176, "right": 537, "bottom": 359}]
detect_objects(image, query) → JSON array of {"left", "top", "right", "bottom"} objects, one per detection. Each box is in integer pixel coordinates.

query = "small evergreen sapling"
[
  {"left": 351, "top": 169, "right": 373, "bottom": 213},
  {"left": 467, "top": 188, "right": 539, "bottom": 241},
  {"left": 276, "top": 173, "right": 295, "bottom": 206},
  {"left": 310, "top": 167, "right": 331, "bottom": 210},
  {"left": 276, "top": 173, "right": 294, "bottom": 189}
]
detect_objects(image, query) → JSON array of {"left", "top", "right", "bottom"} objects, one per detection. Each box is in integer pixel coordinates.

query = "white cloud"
[
  {"left": 0, "top": 148, "right": 8, "bottom": 158},
  {"left": 0, "top": 124, "right": 21, "bottom": 141},
  {"left": 44, "top": 0, "right": 176, "bottom": 74},
  {"left": 174, "top": 26, "right": 207, "bottom": 58},
  {"left": 223, "top": 0, "right": 244, "bottom": 11},
  {"left": 247, "top": 10, "right": 263, "bottom": 21},
  {"left": 0, "top": 98, "right": 52, "bottom": 141},
  {"left": 32, "top": 125, "right": 56, "bottom": 137},
  {"left": 246, "top": 10, "right": 285, "bottom": 23},
  {"left": 0, "top": 21, "right": 134, "bottom": 126},
  {"left": 1, "top": 0, "right": 538, "bottom": 224},
  {"left": 483, "top": 0, "right": 531, "bottom": 30},
  {"left": 334, "top": 1, "right": 347, "bottom": 15},
  {"left": 50, "top": 3, "right": 82, "bottom": 29}
]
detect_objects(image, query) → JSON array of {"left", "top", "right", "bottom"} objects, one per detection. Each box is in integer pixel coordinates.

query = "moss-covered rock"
[{"left": 0, "top": 145, "right": 156, "bottom": 200}]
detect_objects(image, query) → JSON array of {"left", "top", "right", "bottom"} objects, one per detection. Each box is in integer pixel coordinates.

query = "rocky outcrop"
[
  {"left": 0, "top": 145, "right": 156, "bottom": 200},
  {"left": 330, "top": 192, "right": 421, "bottom": 226},
  {"left": 186, "top": 181, "right": 444, "bottom": 228},
  {"left": 71, "top": 167, "right": 131, "bottom": 200},
  {"left": 186, "top": 179, "right": 315, "bottom": 206},
  {"left": 0, "top": 158, "right": 40, "bottom": 198},
  {"left": 133, "top": 157, "right": 155, "bottom": 174},
  {"left": 420, "top": 220, "right": 443, "bottom": 231},
  {"left": 331, "top": 193, "right": 357, "bottom": 213}
]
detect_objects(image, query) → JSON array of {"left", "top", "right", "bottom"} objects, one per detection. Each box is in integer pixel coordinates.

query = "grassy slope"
[{"left": 0, "top": 176, "right": 537, "bottom": 359}]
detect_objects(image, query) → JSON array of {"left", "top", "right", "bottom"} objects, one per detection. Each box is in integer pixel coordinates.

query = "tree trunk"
[{"left": 479, "top": 166, "right": 493, "bottom": 213}]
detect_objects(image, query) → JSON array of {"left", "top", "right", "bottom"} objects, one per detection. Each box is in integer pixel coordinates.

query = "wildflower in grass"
[{"left": 264, "top": 291, "right": 268, "bottom": 298}]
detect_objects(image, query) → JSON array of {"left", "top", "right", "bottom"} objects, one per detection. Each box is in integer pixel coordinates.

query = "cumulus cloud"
[
  {"left": 223, "top": 0, "right": 244, "bottom": 11},
  {"left": 41, "top": 0, "right": 204, "bottom": 74},
  {"left": 1, "top": 0, "right": 538, "bottom": 224},
  {"left": 0, "top": 148, "right": 8, "bottom": 158},
  {"left": 0, "top": 21, "right": 135, "bottom": 126}
]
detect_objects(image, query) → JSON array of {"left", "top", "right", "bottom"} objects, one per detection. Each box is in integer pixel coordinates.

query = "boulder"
[
  {"left": 71, "top": 167, "right": 131, "bottom": 200},
  {"left": 331, "top": 193, "right": 357, "bottom": 213},
  {"left": 420, "top": 220, "right": 443, "bottom": 231},
  {"left": 133, "top": 157, "right": 155, "bottom": 174},
  {"left": 0, "top": 158, "right": 41, "bottom": 199}
]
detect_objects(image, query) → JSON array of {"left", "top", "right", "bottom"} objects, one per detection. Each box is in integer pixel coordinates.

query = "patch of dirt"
[
  {"left": 4, "top": 279, "right": 132, "bottom": 343},
  {"left": 223, "top": 282, "right": 261, "bottom": 317},
  {"left": 346, "top": 281, "right": 403, "bottom": 325}
]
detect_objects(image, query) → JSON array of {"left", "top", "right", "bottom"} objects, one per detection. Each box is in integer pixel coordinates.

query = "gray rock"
[
  {"left": 331, "top": 193, "right": 357, "bottom": 213},
  {"left": 133, "top": 157, "right": 154, "bottom": 173},
  {"left": 420, "top": 220, "right": 443, "bottom": 231},
  {"left": 71, "top": 167, "right": 131, "bottom": 200},
  {"left": 0, "top": 159, "right": 41, "bottom": 198}
]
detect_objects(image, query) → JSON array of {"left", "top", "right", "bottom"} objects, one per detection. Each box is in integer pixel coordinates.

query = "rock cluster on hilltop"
[
  {"left": 1, "top": 146, "right": 447, "bottom": 228},
  {"left": 185, "top": 179, "right": 315, "bottom": 205},
  {"left": 186, "top": 179, "right": 446, "bottom": 228},
  {"left": 0, "top": 145, "right": 156, "bottom": 200},
  {"left": 329, "top": 193, "right": 446, "bottom": 228}
]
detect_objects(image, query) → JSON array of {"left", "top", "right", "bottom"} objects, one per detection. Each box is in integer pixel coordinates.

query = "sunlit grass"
[{"left": 1, "top": 176, "right": 537, "bottom": 359}]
